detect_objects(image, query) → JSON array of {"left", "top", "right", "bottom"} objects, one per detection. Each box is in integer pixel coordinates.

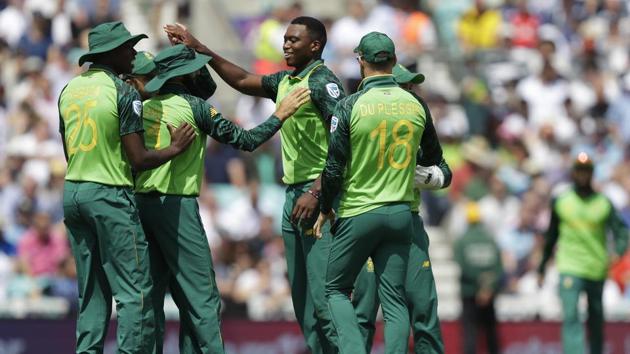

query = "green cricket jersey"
[
  {"left": 454, "top": 223, "right": 503, "bottom": 297},
  {"left": 262, "top": 59, "right": 345, "bottom": 185},
  {"left": 59, "top": 64, "right": 144, "bottom": 187},
  {"left": 539, "top": 189, "right": 629, "bottom": 281},
  {"left": 135, "top": 83, "right": 282, "bottom": 196},
  {"left": 321, "top": 75, "right": 426, "bottom": 217}
]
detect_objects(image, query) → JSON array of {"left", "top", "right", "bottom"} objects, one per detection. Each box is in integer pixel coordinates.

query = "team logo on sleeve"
[
  {"left": 132, "top": 100, "right": 142, "bottom": 117},
  {"left": 209, "top": 106, "right": 218, "bottom": 118},
  {"left": 330, "top": 116, "right": 338, "bottom": 133},
  {"left": 326, "top": 83, "right": 340, "bottom": 98}
]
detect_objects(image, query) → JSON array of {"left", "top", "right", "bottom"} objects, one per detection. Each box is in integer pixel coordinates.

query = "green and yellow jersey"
[
  {"left": 135, "top": 83, "right": 282, "bottom": 196},
  {"left": 262, "top": 59, "right": 345, "bottom": 185},
  {"left": 539, "top": 189, "right": 629, "bottom": 281},
  {"left": 58, "top": 64, "right": 144, "bottom": 187},
  {"left": 320, "top": 75, "right": 426, "bottom": 217}
]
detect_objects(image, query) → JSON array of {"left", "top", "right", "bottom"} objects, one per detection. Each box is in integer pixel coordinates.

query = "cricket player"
[
  {"left": 134, "top": 44, "right": 310, "bottom": 354},
  {"left": 538, "top": 153, "right": 629, "bottom": 354},
  {"left": 352, "top": 64, "right": 451, "bottom": 354},
  {"left": 165, "top": 17, "right": 345, "bottom": 353},
  {"left": 314, "top": 32, "right": 425, "bottom": 354},
  {"left": 125, "top": 50, "right": 217, "bottom": 102},
  {"left": 58, "top": 21, "right": 196, "bottom": 353}
]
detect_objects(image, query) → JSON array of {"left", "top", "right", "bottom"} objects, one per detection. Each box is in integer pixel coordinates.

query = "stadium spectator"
[
  {"left": 454, "top": 202, "right": 502, "bottom": 354},
  {"left": 17, "top": 212, "right": 68, "bottom": 277},
  {"left": 457, "top": 0, "right": 503, "bottom": 53}
]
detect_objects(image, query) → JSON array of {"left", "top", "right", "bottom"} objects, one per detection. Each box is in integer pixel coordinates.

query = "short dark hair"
[
  {"left": 290, "top": 16, "right": 327, "bottom": 57},
  {"left": 365, "top": 56, "right": 396, "bottom": 71}
]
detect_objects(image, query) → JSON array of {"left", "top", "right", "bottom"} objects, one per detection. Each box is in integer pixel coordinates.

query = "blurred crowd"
[{"left": 0, "top": 0, "right": 629, "bottom": 320}]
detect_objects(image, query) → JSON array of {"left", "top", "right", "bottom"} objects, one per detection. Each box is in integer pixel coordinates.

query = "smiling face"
[{"left": 282, "top": 24, "right": 320, "bottom": 68}]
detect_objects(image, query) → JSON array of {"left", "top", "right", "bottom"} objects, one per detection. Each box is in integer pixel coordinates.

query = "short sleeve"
[
  {"left": 117, "top": 81, "right": 144, "bottom": 136},
  {"left": 261, "top": 70, "right": 289, "bottom": 101}
]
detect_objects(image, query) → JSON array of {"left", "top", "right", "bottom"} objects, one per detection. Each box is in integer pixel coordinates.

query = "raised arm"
[{"left": 164, "top": 23, "right": 269, "bottom": 98}]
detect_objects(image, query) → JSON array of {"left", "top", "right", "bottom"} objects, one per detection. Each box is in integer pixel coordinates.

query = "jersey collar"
[
  {"left": 159, "top": 82, "right": 190, "bottom": 95},
  {"left": 88, "top": 63, "right": 118, "bottom": 75},
  {"left": 289, "top": 59, "right": 324, "bottom": 80},
  {"left": 358, "top": 74, "right": 397, "bottom": 91}
]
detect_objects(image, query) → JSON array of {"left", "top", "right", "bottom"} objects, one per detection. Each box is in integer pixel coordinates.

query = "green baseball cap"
[
  {"left": 78, "top": 21, "right": 148, "bottom": 66},
  {"left": 393, "top": 64, "right": 425, "bottom": 84},
  {"left": 354, "top": 32, "right": 396, "bottom": 63},
  {"left": 132, "top": 51, "right": 156, "bottom": 76},
  {"left": 144, "top": 44, "right": 212, "bottom": 93}
]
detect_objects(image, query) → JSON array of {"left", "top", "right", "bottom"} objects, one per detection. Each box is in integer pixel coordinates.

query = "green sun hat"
[
  {"left": 354, "top": 31, "right": 396, "bottom": 63},
  {"left": 78, "top": 21, "right": 148, "bottom": 66},
  {"left": 393, "top": 64, "right": 425, "bottom": 84},
  {"left": 132, "top": 51, "right": 157, "bottom": 76},
  {"left": 144, "top": 44, "right": 212, "bottom": 93}
]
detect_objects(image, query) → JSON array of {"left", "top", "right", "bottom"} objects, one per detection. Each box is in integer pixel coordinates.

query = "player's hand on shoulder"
[{"left": 275, "top": 87, "right": 311, "bottom": 122}]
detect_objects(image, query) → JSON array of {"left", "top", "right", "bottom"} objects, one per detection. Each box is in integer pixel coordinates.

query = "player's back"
[
  {"left": 135, "top": 91, "right": 207, "bottom": 196},
  {"left": 59, "top": 68, "right": 136, "bottom": 187},
  {"left": 338, "top": 82, "right": 426, "bottom": 217}
]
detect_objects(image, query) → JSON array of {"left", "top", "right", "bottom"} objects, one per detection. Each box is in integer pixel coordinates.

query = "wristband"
[{"left": 307, "top": 189, "right": 320, "bottom": 200}]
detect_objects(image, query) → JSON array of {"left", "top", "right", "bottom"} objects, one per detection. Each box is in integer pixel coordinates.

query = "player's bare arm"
[
  {"left": 164, "top": 23, "right": 268, "bottom": 97},
  {"left": 122, "top": 123, "right": 196, "bottom": 171}
]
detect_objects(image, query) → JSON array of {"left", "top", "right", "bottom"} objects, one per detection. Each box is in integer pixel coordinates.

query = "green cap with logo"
[
  {"left": 393, "top": 64, "right": 425, "bottom": 84},
  {"left": 78, "top": 21, "right": 148, "bottom": 66},
  {"left": 354, "top": 31, "right": 396, "bottom": 63},
  {"left": 144, "top": 44, "right": 212, "bottom": 93},
  {"left": 132, "top": 51, "right": 157, "bottom": 76}
]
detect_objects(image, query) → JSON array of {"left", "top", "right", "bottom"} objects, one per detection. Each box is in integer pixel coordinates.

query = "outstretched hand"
[{"left": 164, "top": 23, "right": 202, "bottom": 50}]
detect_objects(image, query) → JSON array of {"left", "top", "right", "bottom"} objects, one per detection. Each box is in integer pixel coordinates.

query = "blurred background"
[{"left": 0, "top": 0, "right": 629, "bottom": 353}]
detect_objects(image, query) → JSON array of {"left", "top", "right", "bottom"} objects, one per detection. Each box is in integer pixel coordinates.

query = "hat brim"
[
  {"left": 394, "top": 71, "right": 425, "bottom": 85},
  {"left": 133, "top": 61, "right": 156, "bottom": 76},
  {"left": 144, "top": 54, "right": 212, "bottom": 93},
  {"left": 78, "top": 33, "right": 148, "bottom": 66}
]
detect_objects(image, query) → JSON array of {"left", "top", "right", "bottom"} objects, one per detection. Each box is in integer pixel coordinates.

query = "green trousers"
[
  {"left": 282, "top": 182, "right": 338, "bottom": 354},
  {"left": 136, "top": 194, "right": 224, "bottom": 354},
  {"left": 353, "top": 213, "right": 444, "bottom": 353},
  {"left": 352, "top": 259, "right": 378, "bottom": 353},
  {"left": 559, "top": 273, "right": 604, "bottom": 354},
  {"left": 326, "top": 203, "right": 412, "bottom": 354},
  {"left": 63, "top": 181, "right": 155, "bottom": 354}
]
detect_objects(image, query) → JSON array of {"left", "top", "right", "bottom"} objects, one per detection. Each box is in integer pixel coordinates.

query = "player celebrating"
[
  {"left": 134, "top": 44, "right": 310, "bottom": 353},
  {"left": 538, "top": 153, "right": 628, "bottom": 354},
  {"left": 314, "top": 32, "right": 425, "bottom": 354},
  {"left": 164, "top": 17, "right": 345, "bottom": 353},
  {"left": 352, "top": 64, "right": 451, "bottom": 354},
  {"left": 58, "top": 22, "right": 196, "bottom": 354}
]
